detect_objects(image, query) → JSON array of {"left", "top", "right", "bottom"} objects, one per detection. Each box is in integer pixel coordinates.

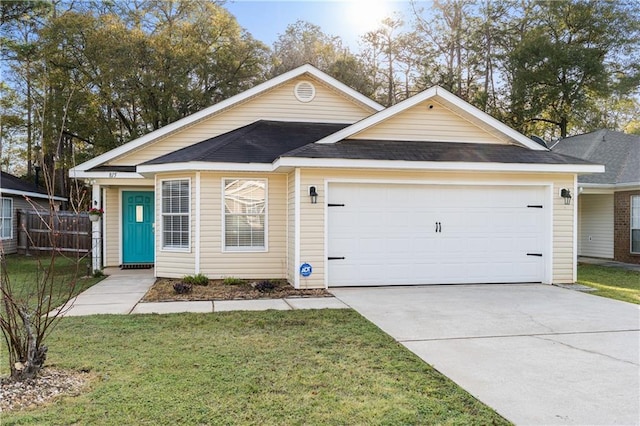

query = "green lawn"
[
  {"left": 577, "top": 264, "right": 640, "bottom": 304},
  {"left": 1, "top": 310, "right": 509, "bottom": 425},
  {"left": 1, "top": 254, "right": 103, "bottom": 308}
]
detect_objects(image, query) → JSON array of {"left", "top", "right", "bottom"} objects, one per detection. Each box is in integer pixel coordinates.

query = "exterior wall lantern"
[
  {"left": 560, "top": 188, "right": 572, "bottom": 205},
  {"left": 309, "top": 186, "right": 318, "bottom": 204}
]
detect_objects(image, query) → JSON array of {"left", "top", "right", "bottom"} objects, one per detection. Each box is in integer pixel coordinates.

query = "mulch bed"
[
  {"left": 142, "top": 278, "right": 331, "bottom": 302},
  {"left": 0, "top": 368, "right": 92, "bottom": 412}
]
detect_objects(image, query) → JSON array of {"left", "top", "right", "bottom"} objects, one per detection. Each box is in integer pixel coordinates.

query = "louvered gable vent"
[{"left": 294, "top": 81, "right": 316, "bottom": 102}]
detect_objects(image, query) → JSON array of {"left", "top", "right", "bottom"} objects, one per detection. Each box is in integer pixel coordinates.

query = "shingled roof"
[
  {"left": 283, "top": 139, "right": 595, "bottom": 165},
  {"left": 144, "top": 119, "right": 594, "bottom": 169},
  {"left": 0, "top": 171, "right": 51, "bottom": 198},
  {"left": 144, "top": 120, "right": 350, "bottom": 165},
  {"left": 551, "top": 130, "right": 639, "bottom": 185}
]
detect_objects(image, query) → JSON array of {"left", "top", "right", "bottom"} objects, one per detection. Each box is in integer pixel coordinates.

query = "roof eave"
[
  {"left": 137, "top": 162, "right": 274, "bottom": 176},
  {"left": 0, "top": 188, "right": 67, "bottom": 202},
  {"left": 314, "top": 86, "right": 546, "bottom": 151},
  {"left": 69, "top": 170, "right": 145, "bottom": 180},
  {"left": 71, "top": 65, "right": 384, "bottom": 174},
  {"left": 274, "top": 157, "right": 604, "bottom": 174}
]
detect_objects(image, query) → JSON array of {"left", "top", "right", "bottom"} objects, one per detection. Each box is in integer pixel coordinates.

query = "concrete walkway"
[
  {"left": 332, "top": 284, "right": 640, "bottom": 426},
  {"left": 61, "top": 268, "right": 348, "bottom": 316}
]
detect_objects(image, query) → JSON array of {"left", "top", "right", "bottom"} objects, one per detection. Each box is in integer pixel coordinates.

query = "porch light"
[
  {"left": 560, "top": 188, "right": 572, "bottom": 205},
  {"left": 309, "top": 186, "right": 318, "bottom": 204}
]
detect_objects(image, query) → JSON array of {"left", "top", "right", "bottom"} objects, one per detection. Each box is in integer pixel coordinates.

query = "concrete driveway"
[{"left": 331, "top": 284, "right": 640, "bottom": 426}]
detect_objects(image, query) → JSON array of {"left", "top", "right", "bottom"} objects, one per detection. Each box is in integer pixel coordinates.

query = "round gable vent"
[{"left": 294, "top": 81, "right": 316, "bottom": 103}]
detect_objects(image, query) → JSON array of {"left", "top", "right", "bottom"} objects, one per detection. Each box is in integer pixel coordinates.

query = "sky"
[{"left": 224, "top": 0, "right": 426, "bottom": 50}]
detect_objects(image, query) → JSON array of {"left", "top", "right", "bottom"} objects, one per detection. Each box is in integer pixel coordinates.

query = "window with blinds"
[
  {"left": 0, "top": 198, "right": 12, "bottom": 240},
  {"left": 632, "top": 195, "right": 640, "bottom": 254},
  {"left": 224, "top": 179, "right": 266, "bottom": 251},
  {"left": 162, "top": 179, "right": 189, "bottom": 250}
]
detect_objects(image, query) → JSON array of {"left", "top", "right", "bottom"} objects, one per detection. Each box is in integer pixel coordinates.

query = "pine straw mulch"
[
  {"left": 141, "top": 278, "right": 331, "bottom": 302},
  {"left": 0, "top": 368, "right": 94, "bottom": 413}
]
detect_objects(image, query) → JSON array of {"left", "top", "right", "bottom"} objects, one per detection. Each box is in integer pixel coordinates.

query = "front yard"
[
  {"left": 577, "top": 263, "right": 640, "bottom": 304},
  {"left": 1, "top": 310, "right": 509, "bottom": 425},
  {"left": 1, "top": 254, "right": 104, "bottom": 308}
]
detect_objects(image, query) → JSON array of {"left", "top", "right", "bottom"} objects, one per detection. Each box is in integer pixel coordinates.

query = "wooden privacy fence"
[{"left": 17, "top": 210, "right": 93, "bottom": 255}]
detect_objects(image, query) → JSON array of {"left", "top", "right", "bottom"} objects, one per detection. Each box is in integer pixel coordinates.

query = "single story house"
[
  {"left": 0, "top": 171, "right": 67, "bottom": 255},
  {"left": 551, "top": 130, "right": 640, "bottom": 264},
  {"left": 70, "top": 64, "right": 602, "bottom": 288}
]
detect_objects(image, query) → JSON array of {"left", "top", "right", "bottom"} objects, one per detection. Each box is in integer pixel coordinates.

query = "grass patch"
[
  {"left": 1, "top": 310, "right": 509, "bottom": 425},
  {"left": 2, "top": 254, "right": 104, "bottom": 308},
  {"left": 577, "top": 264, "right": 640, "bottom": 304}
]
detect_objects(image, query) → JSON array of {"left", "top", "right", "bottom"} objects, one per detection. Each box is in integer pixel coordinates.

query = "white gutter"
[{"left": 0, "top": 188, "right": 67, "bottom": 202}]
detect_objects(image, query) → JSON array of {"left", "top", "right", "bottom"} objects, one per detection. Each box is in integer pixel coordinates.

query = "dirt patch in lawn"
[{"left": 142, "top": 278, "right": 331, "bottom": 302}]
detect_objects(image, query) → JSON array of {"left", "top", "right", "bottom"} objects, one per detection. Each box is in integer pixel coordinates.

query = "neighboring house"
[
  {"left": 70, "top": 65, "right": 602, "bottom": 288},
  {"left": 551, "top": 130, "right": 640, "bottom": 264},
  {"left": 0, "top": 171, "right": 67, "bottom": 255}
]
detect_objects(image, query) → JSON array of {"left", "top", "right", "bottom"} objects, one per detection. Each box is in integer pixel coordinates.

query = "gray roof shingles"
[
  {"left": 142, "top": 120, "right": 593, "bottom": 168},
  {"left": 283, "top": 139, "right": 594, "bottom": 165},
  {"left": 144, "top": 120, "right": 349, "bottom": 165},
  {"left": 551, "top": 130, "right": 640, "bottom": 184},
  {"left": 0, "top": 171, "right": 49, "bottom": 196}
]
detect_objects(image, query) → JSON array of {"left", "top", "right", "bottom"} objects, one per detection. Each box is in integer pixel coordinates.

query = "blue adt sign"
[{"left": 299, "top": 263, "right": 313, "bottom": 277}]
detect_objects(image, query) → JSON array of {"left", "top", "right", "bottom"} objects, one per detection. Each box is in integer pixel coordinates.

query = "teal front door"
[{"left": 122, "top": 191, "right": 154, "bottom": 264}]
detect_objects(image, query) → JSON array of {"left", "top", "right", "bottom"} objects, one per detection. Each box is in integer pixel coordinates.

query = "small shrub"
[
  {"left": 223, "top": 277, "right": 245, "bottom": 286},
  {"left": 183, "top": 273, "right": 209, "bottom": 286},
  {"left": 93, "top": 269, "right": 105, "bottom": 278},
  {"left": 173, "top": 282, "right": 192, "bottom": 294},
  {"left": 254, "top": 280, "right": 276, "bottom": 293}
]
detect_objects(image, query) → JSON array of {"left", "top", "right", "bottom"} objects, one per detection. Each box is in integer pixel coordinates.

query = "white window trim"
[
  {"left": 1, "top": 197, "right": 13, "bottom": 240},
  {"left": 631, "top": 195, "right": 640, "bottom": 254},
  {"left": 222, "top": 178, "right": 268, "bottom": 253},
  {"left": 160, "top": 178, "right": 191, "bottom": 252}
]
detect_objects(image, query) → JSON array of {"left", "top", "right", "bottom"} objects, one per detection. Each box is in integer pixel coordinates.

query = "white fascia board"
[
  {"left": 69, "top": 170, "right": 144, "bottom": 180},
  {"left": 303, "top": 65, "right": 384, "bottom": 112},
  {"left": 314, "top": 86, "right": 546, "bottom": 151},
  {"left": 0, "top": 188, "right": 67, "bottom": 202},
  {"left": 579, "top": 182, "right": 640, "bottom": 191},
  {"left": 137, "top": 162, "right": 273, "bottom": 174},
  {"left": 433, "top": 87, "right": 546, "bottom": 151},
  {"left": 72, "top": 65, "right": 383, "bottom": 173},
  {"left": 315, "top": 87, "right": 439, "bottom": 144},
  {"left": 275, "top": 157, "right": 605, "bottom": 174}
]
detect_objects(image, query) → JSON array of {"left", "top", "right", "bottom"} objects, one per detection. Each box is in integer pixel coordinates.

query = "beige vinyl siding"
[
  {"left": 103, "top": 187, "right": 121, "bottom": 267},
  {"left": 296, "top": 169, "right": 576, "bottom": 288},
  {"left": 287, "top": 170, "right": 296, "bottom": 284},
  {"left": 352, "top": 100, "right": 505, "bottom": 144},
  {"left": 161, "top": 172, "right": 288, "bottom": 280},
  {"left": 154, "top": 173, "right": 196, "bottom": 277},
  {"left": 110, "top": 76, "right": 374, "bottom": 166},
  {"left": 578, "top": 194, "right": 614, "bottom": 259},
  {"left": 552, "top": 176, "right": 576, "bottom": 283}
]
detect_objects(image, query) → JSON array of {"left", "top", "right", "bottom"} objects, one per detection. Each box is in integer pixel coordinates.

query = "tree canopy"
[{"left": 1, "top": 0, "right": 638, "bottom": 189}]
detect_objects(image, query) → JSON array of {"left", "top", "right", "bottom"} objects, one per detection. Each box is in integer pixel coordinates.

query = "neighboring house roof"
[
  {"left": 144, "top": 120, "right": 349, "bottom": 165},
  {"left": 71, "top": 64, "right": 384, "bottom": 176},
  {"left": 551, "top": 130, "right": 640, "bottom": 185},
  {"left": 0, "top": 171, "right": 67, "bottom": 201},
  {"left": 283, "top": 139, "right": 595, "bottom": 165}
]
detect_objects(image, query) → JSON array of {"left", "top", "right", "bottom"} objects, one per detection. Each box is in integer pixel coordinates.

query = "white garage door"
[{"left": 327, "top": 183, "right": 547, "bottom": 286}]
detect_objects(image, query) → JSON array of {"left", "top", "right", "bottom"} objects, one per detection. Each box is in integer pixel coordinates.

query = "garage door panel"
[{"left": 327, "top": 183, "right": 546, "bottom": 286}]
